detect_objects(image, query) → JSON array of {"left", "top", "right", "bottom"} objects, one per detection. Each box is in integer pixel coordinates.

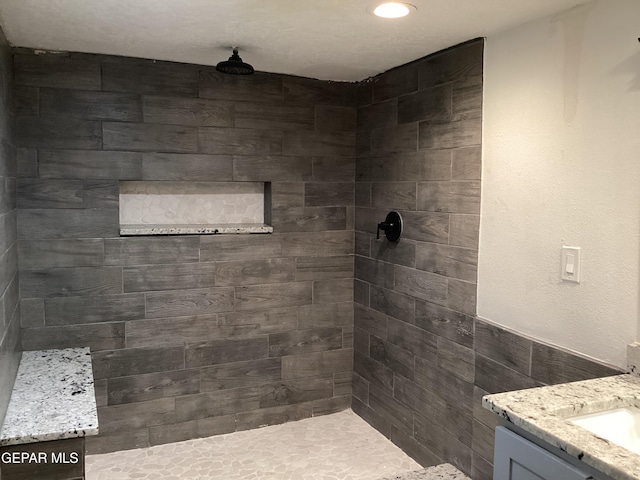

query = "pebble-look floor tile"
[{"left": 86, "top": 410, "right": 423, "bottom": 479}]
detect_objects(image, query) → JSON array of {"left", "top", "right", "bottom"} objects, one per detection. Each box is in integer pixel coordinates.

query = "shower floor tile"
[{"left": 85, "top": 409, "right": 422, "bottom": 480}]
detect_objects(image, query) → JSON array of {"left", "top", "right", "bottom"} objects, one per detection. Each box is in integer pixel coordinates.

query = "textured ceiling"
[{"left": 0, "top": 0, "right": 589, "bottom": 81}]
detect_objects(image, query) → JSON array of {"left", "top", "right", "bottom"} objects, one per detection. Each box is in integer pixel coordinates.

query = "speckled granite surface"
[
  {"left": 0, "top": 348, "right": 98, "bottom": 446},
  {"left": 483, "top": 374, "right": 640, "bottom": 480},
  {"left": 120, "top": 223, "right": 273, "bottom": 235},
  {"left": 377, "top": 463, "right": 470, "bottom": 479}
]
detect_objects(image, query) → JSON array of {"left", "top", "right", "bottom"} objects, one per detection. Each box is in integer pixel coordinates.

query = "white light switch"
[{"left": 561, "top": 246, "right": 581, "bottom": 283}]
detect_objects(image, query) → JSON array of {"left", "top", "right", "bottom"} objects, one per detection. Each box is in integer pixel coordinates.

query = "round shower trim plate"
[{"left": 369, "top": 2, "right": 417, "bottom": 18}]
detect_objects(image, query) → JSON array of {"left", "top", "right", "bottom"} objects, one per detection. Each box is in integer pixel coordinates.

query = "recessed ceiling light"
[{"left": 372, "top": 2, "right": 416, "bottom": 18}]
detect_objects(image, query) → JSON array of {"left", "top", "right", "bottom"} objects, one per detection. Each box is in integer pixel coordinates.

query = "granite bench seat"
[{"left": 0, "top": 347, "right": 98, "bottom": 479}]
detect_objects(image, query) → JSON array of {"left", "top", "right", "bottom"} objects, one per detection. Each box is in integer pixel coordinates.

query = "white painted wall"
[{"left": 479, "top": 0, "right": 640, "bottom": 369}]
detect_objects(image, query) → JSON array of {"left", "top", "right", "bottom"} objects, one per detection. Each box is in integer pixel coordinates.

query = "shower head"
[{"left": 216, "top": 47, "right": 254, "bottom": 75}]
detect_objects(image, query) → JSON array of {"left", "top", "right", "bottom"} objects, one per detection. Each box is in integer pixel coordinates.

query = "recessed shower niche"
[{"left": 118, "top": 181, "right": 273, "bottom": 235}]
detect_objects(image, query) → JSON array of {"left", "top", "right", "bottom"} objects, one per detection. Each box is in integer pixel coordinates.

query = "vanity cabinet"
[{"left": 493, "top": 427, "right": 596, "bottom": 480}]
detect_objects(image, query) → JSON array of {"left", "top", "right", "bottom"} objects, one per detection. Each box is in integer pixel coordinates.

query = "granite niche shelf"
[{"left": 120, "top": 223, "right": 274, "bottom": 236}]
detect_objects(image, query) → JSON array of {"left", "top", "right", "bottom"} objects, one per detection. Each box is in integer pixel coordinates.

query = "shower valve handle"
[
  {"left": 377, "top": 221, "right": 393, "bottom": 240},
  {"left": 376, "top": 211, "right": 403, "bottom": 242}
]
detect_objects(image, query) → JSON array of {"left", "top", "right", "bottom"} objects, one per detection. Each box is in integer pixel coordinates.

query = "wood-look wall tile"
[
  {"left": 353, "top": 352, "right": 393, "bottom": 393},
  {"left": 200, "top": 358, "right": 282, "bottom": 392},
  {"left": 357, "top": 100, "right": 397, "bottom": 131},
  {"left": 393, "top": 374, "right": 445, "bottom": 419},
  {"left": 18, "top": 239, "right": 104, "bottom": 269},
  {"left": 81, "top": 180, "right": 119, "bottom": 208},
  {"left": 446, "top": 279, "right": 477, "bottom": 316},
  {"left": 417, "top": 181, "right": 480, "bottom": 214},
  {"left": 418, "top": 40, "right": 483, "bottom": 90},
  {"left": 352, "top": 396, "right": 391, "bottom": 438},
  {"left": 419, "top": 149, "right": 452, "bottom": 181},
  {"left": 259, "top": 375, "right": 334, "bottom": 408},
  {"left": 415, "top": 242, "right": 477, "bottom": 282},
  {"left": 311, "top": 156, "right": 355, "bottom": 183},
  {"left": 304, "top": 183, "right": 353, "bottom": 207},
  {"left": 354, "top": 279, "right": 369, "bottom": 307},
  {"left": 141, "top": 152, "right": 233, "bottom": 181},
  {"left": 437, "top": 336, "right": 475, "bottom": 382},
  {"left": 233, "top": 156, "right": 312, "bottom": 181},
  {"left": 369, "top": 335, "right": 414, "bottom": 381},
  {"left": 452, "top": 146, "right": 481, "bottom": 181},
  {"left": 355, "top": 182, "right": 371, "bottom": 208},
  {"left": 143, "top": 96, "right": 233, "bottom": 127},
  {"left": 185, "top": 336, "right": 269, "bottom": 368},
  {"left": 387, "top": 317, "right": 437, "bottom": 362},
  {"left": 371, "top": 182, "right": 416, "bottom": 211},
  {"left": 355, "top": 232, "right": 371, "bottom": 258},
  {"left": 268, "top": 327, "right": 343, "bottom": 357},
  {"left": 103, "top": 122, "right": 198, "bottom": 153},
  {"left": 20, "top": 298, "right": 44, "bottom": 327},
  {"left": 215, "top": 258, "right": 295, "bottom": 286},
  {"left": 474, "top": 321, "right": 532, "bottom": 376},
  {"left": 102, "top": 62, "right": 199, "bottom": 96},
  {"left": 449, "top": 214, "right": 479, "bottom": 249},
  {"left": 149, "top": 415, "right": 236, "bottom": 446},
  {"left": 17, "top": 179, "right": 83, "bottom": 209},
  {"left": 370, "top": 124, "right": 418, "bottom": 155},
  {"left": 272, "top": 207, "right": 346, "bottom": 233},
  {"left": 370, "top": 237, "right": 416, "bottom": 269},
  {"left": 282, "top": 349, "right": 353, "bottom": 379},
  {"left": 414, "top": 412, "right": 472, "bottom": 473},
  {"left": 400, "top": 211, "right": 449, "bottom": 243},
  {"left": 200, "top": 234, "right": 282, "bottom": 262},
  {"left": 198, "top": 127, "right": 282, "bottom": 155},
  {"left": 39, "top": 149, "right": 143, "bottom": 180},
  {"left": 123, "top": 263, "right": 217, "bottom": 292},
  {"left": 15, "top": 54, "right": 101, "bottom": 90},
  {"left": 418, "top": 112, "right": 482, "bottom": 150},
  {"left": 415, "top": 356, "right": 474, "bottom": 414},
  {"left": 45, "top": 293, "right": 145, "bottom": 326},
  {"left": 357, "top": 82, "right": 373, "bottom": 108},
  {"left": 108, "top": 369, "right": 200, "bottom": 406},
  {"left": 235, "top": 102, "right": 314, "bottom": 130},
  {"left": 92, "top": 346, "right": 185, "bottom": 381},
  {"left": 282, "top": 131, "right": 355, "bottom": 157},
  {"left": 17, "top": 116, "right": 102, "bottom": 150},
  {"left": 97, "top": 397, "right": 176, "bottom": 435},
  {"left": 235, "top": 282, "right": 311, "bottom": 311},
  {"left": 125, "top": 315, "right": 222, "bottom": 348},
  {"left": 369, "top": 285, "right": 415, "bottom": 322},
  {"left": 397, "top": 85, "right": 451, "bottom": 125},
  {"left": 15, "top": 86, "right": 38, "bottom": 116},
  {"left": 283, "top": 77, "right": 356, "bottom": 106},
  {"left": 16, "top": 148, "right": 37, "bottom": 178},
  {"left": 298, "top": 302, "right": 353, "bottom": 329},
  {"left": 21, "top": 266, "right": 123, "bottom": 298},
  {"left": 453, "top": 82, "right": 483, "bottom": 115},
  {"left": 372, "top": 65, "right": 419, "bottom": 103},
  {"left": 355, "top": 256, "right": 394, "bottom": 290},
  {"left": 236, "top": 403, "right": 313, "bottom": 432},
  {"left": 295, "top": 255, "right": 353, "bottom": 281},
  {"left": 199, "top": 71, "right": 283, "bottom": 103},
  {"left": 174, "top": 386, "right": 261, "bottom": 422},
  {"left": 145, "top": 287, "right": 235, "bottom": 318},
  {"left": 86, "top": 429, "right": 149, "bottom": 454},
  {"left": 315, "top": 105, "right": 356, "bottom": 133},
  {"left": 471, "top": 450, "right": 494, "bottom": 480},
  {"left": 394, "top": 265, "right": 448, "bottom": 304},
  {"left": 104, "top": 237, "right": 200, "bottom": 265},
  {"left": 354, "top": 304, "right": 386, "bottom": 339},
  {"left": 313, "top": 278, "right": 353, "bottom": 304},
  {"left": 0, "top": 244, "right": 18, "bottom": 299},
  {"left": 414, "top": 301, "right": 474, "bottom": 348},
  {"left": 280, "top": 231, "right": 353, "bottom": 257},
  {"left": 474, "top": 354, "right": 539, "bottom": 395},
  {"left": 390, "top": 426, "right": 443, "bottom": 468},
  {"left": 18, "top": 208, "right": 119, "bottom": 239},
  {"left": 271, "top": 182, "right": 304, "bottom": 208},
  {"left": 22, "top": 322, "right": 125, "bottom": 351},
  {"left": 530, "top": 342, "right": 621, "bottom": 385},
  {"left": 40, "top": 88, "right": 142, "bottom": 122},
  {"left": 218, "top": 307, "right": 298, "bottom": 335}
]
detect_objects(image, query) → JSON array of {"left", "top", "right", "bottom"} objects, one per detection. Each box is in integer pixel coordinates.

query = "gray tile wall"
[
  {"left": 13, "top": 50, "right": 356, "bottom": 453},
  {"left": 0, "top": 25, "right": 20, "bottom": 430},
  {"left": 352, "top": 38, "right": 622, "bottom": 479}
]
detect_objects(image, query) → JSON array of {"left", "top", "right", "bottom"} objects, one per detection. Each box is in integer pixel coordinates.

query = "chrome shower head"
[{"left": 216, "top": 47, "right": 254, "bottom": 75}]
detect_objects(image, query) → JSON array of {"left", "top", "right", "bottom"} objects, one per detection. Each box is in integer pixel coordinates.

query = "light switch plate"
[{"left": 561, "top": 246, "right": 581, "bottom": 283}]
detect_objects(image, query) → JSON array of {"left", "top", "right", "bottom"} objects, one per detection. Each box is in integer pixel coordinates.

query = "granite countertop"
[
  {"left": 483, "top": 374, "right": 640, "bottom": 480},
  {"left": 0, "top": 348, "right": 99, "bottom": 446},
  {"left": 377, "top": 464, "right": 471, "bottom": 479},
  {"left": 120, "top": 223, "right": 274, "bottom": 236}
]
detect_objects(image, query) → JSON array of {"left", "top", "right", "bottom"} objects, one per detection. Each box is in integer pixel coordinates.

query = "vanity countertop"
[
  {"left": 483, "top": 374, "right": 640, "bottom": 480},
  {"left": 0, "top": 348, "right": 99, "bottom": 446}
]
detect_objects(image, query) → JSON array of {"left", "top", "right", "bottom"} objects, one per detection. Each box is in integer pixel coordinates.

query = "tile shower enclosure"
[{"left": 5, "top": 35, "right": 621, "bottom": 480}]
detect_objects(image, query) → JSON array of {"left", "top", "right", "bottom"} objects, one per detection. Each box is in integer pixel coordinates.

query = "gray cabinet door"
[{"left": 493, "top": 427, "right": 593, "bottom": 480}]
